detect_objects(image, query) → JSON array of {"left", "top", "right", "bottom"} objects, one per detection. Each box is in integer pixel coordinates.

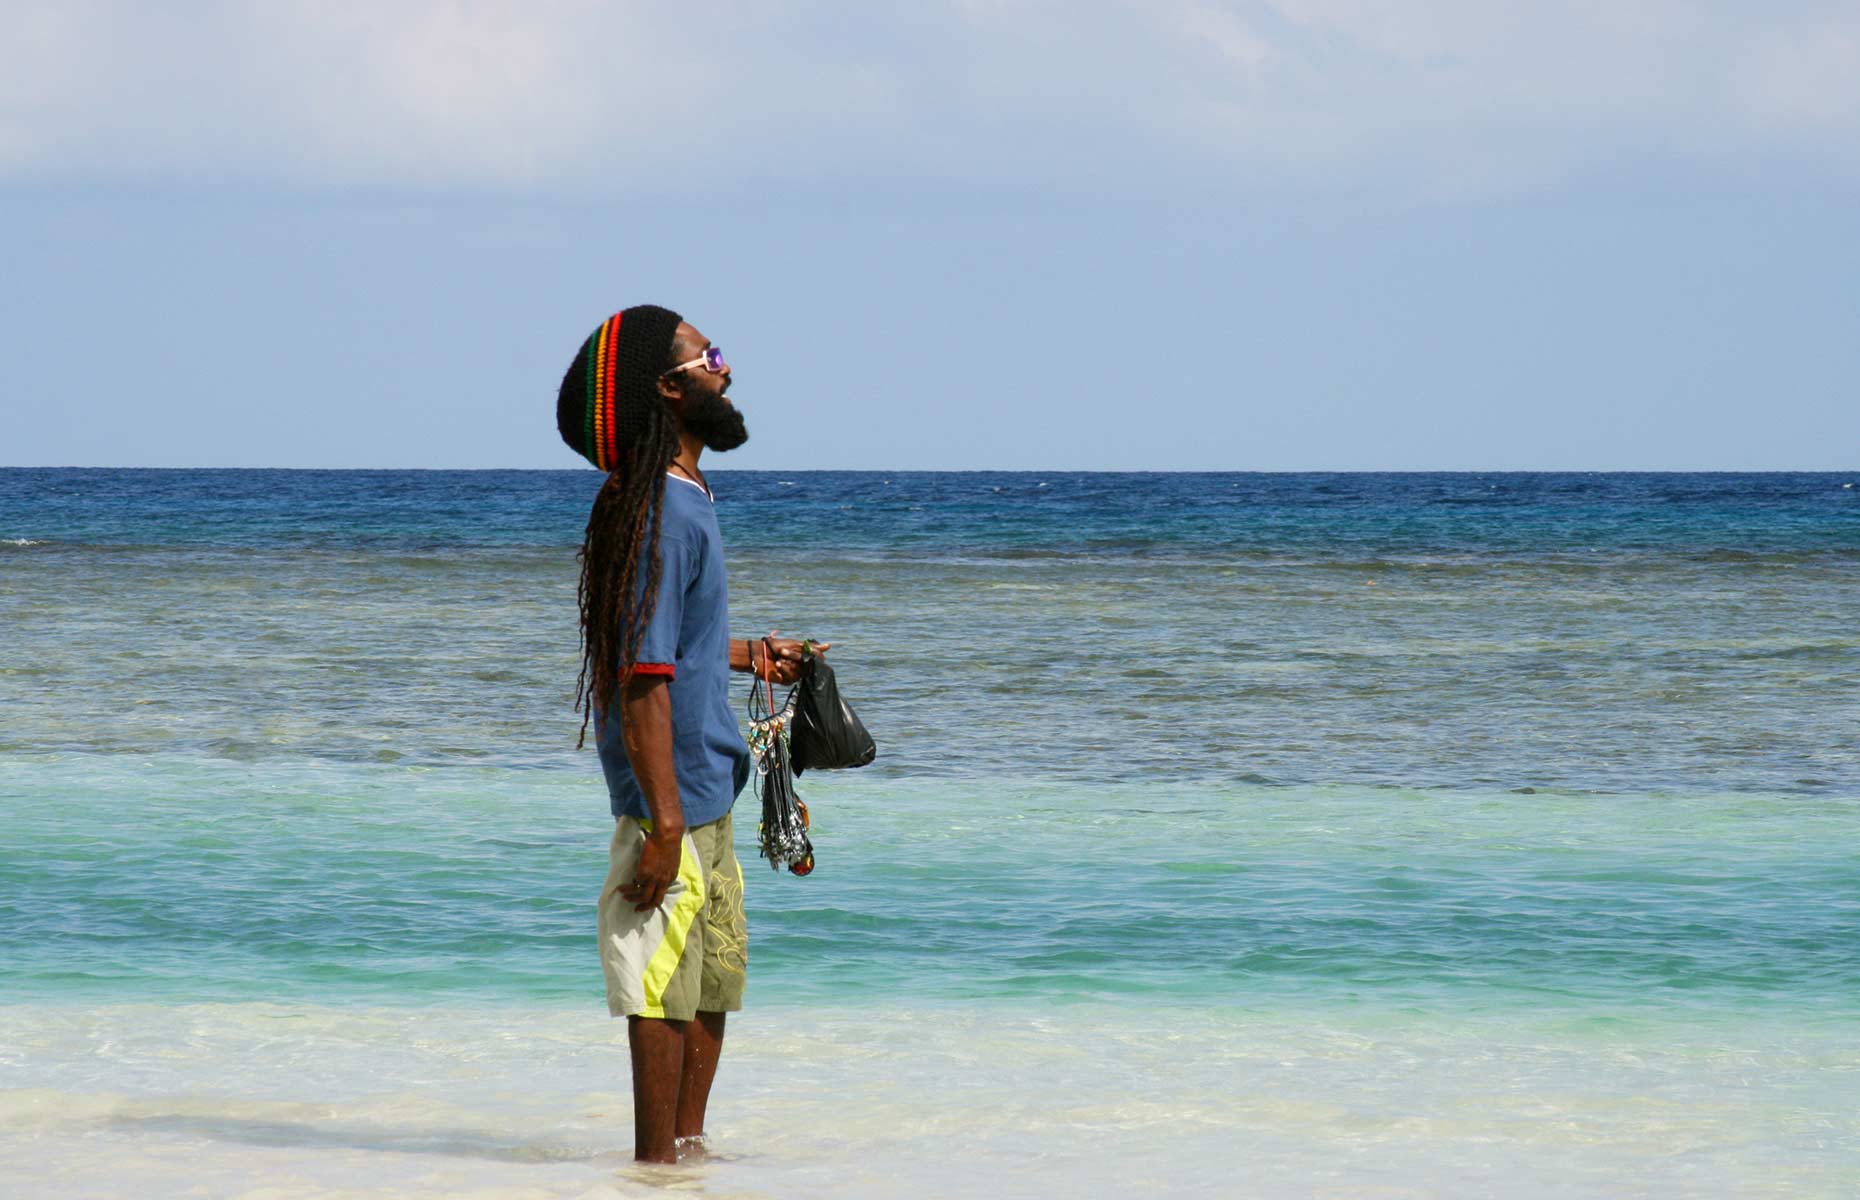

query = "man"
[{"left": 555, "top": 305, "right": 824, "bottom": 1163}]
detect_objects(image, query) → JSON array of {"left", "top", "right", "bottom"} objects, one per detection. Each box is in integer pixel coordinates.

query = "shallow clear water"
[
  {"left": 2, "top": 469, "right": 1858, "bottom": 1196},
  {"left": 6, "top": 1001, "right": 1855, "bottom": 1199}
]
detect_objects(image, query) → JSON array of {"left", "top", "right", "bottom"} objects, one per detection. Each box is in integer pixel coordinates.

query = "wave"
[{"left": 1729, "top": 641, "right": 1860, "bottom": 661}]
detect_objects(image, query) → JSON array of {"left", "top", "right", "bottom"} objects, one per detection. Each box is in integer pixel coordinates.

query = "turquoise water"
[
  {"left": 5, "top": 762, "right": 1858, "bottom": 1012},
  {"left": 2, "top": 469, "right": 1858, "bottom": 1197}
]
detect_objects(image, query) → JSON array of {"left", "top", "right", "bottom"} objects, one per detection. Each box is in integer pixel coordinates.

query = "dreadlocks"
[{"left": 556, "top": 306, "right": 687, "bottom": 747}]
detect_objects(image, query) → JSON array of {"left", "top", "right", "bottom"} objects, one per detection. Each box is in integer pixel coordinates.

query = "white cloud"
[
  {"left": 1, "top": 0, "right": 1855, "bottom": 194},
  {"left": 1738, "top": 21, "right": 1860, "bottom": 130}
]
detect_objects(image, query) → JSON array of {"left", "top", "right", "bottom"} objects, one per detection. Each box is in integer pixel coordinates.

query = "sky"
[{"left": 2, "top": 1, "right": 1857, "bottom": 470}]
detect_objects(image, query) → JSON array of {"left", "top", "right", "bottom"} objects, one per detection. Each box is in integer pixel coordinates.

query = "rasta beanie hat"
[{"left": 556, "top": 304, "right": 684, "bottom": 470}]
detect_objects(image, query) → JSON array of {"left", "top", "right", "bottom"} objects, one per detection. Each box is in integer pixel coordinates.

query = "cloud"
[
  {"left": 2, "top": 0, "right": 1856, "bottom": 195},
  {"left": 1738, "top": 19, "right": 1860, "bottom": 130}
]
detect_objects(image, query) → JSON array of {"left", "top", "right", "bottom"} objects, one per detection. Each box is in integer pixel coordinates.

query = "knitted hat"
[{"left": 556, "top": 304, "right": 684, "bottom": 470}]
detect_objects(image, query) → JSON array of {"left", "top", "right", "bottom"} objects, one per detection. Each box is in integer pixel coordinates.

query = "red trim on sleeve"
[{"left": 631, "top": 662, "right": 676, "bottom": 678}]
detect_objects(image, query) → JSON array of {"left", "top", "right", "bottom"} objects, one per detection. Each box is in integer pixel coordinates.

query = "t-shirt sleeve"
[{"left": 630, "top": 530, "right": 698, "bottom": 677}]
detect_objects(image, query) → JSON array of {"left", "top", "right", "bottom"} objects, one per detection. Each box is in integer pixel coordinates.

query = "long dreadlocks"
[{"left": 555, "top": 305, "right": 686, "bottom": 747}]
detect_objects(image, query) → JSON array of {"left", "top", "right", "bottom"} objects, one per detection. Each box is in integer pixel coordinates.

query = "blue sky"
[{"left": 3, "top": 1, "right": 1856, "bottom": 470}]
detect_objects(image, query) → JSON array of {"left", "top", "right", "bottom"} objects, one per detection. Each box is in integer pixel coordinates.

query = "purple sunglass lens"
[{"left": 704, "top": 347, "right": 726, "bottom": 372}]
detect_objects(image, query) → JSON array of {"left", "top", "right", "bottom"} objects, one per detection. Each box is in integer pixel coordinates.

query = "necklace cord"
[{"left": 669, "top": 460, "right": 710, "bottom": 497}]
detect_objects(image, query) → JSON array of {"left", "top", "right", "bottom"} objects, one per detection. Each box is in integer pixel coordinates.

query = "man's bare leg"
[
  {"left": 675, "top": 1011, "right": 727, "bottom": 1144},
  {"left": 628, "top": 1015, "right": 686, "bottom": 1163}
]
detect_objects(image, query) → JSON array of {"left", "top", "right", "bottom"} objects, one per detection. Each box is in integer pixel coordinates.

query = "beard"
[{"left": 683, "top": 388, "right": 749, "bottom": 452}]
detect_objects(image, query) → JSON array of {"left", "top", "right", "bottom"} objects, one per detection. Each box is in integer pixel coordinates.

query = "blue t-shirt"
[{"left": 597, "top": 474, "right": 751, "bottom": 826}]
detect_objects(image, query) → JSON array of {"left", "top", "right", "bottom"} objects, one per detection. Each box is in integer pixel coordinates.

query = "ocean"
[{"left": 2, "top": 469, "right": 1857, "bottom": 1197}]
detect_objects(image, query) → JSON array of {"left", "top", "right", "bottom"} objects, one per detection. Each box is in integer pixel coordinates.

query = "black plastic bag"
[{"left": 789, "top": 654, "right": 876, "bottom": 775}]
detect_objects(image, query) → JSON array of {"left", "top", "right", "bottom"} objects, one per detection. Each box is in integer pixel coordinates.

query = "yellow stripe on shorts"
[{"left": 637, "top": 836, "right": 707, "bottom": 1018}]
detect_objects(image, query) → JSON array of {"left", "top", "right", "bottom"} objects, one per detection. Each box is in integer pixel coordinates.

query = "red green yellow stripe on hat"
[{"left": 584, "top": 313, "right": 622, "bottom": 470}]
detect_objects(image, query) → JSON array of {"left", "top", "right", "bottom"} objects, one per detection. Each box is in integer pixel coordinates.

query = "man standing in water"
[{"left": 556, "top": 305, "right": 822, "bottom": 1162}]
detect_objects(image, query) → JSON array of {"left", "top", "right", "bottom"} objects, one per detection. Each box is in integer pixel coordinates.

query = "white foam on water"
[{"left": 2, "top": 1001, "right": 1855, "bottom": 1199}]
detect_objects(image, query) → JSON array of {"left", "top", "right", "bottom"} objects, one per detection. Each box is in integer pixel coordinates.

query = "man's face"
[{"left": 665, "top": 323, "right": 748, "bottom": 453}]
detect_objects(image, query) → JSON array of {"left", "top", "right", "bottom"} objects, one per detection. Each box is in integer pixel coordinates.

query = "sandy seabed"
[{"left": 4, "top": 1000, "right": 1857, "bottom": 1199}]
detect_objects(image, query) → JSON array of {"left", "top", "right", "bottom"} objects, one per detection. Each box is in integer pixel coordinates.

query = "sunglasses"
[{"left": 662, "top": 346, "right": 728, "bottom": 377}]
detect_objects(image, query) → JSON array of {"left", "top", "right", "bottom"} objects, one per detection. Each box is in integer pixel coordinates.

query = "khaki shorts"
[{"left": 597, "top": 810, "right": 747, "bottom": 1021}]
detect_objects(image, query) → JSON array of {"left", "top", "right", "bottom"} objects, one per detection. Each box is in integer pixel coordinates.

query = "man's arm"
[{"left": 617, "top": 673, "right": 684, "bottom": 913}]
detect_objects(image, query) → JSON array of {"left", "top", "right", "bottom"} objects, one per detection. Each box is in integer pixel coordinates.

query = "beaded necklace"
[{"left": 748, "top": 637, "right": 814, "bottom": 876}]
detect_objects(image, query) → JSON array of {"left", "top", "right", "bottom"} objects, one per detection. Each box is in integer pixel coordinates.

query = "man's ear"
[{"left": 656, "top": 373, "right": 683, "bottom": 406}]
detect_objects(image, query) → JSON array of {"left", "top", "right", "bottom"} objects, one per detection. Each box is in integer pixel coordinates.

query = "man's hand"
[
  {"left": 750, "top": 635, "right": 831, "bottom": 685},
  {"left": 617, "top": 671, "right": 684, "bottom": 912},
  {"left": 622, "top": 822, "right": 686, "bottom": 912}
]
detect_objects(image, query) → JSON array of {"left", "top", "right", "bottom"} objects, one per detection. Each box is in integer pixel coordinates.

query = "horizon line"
[{"left": 4, "top": 464, "right": 1858, "bottom": 475}]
